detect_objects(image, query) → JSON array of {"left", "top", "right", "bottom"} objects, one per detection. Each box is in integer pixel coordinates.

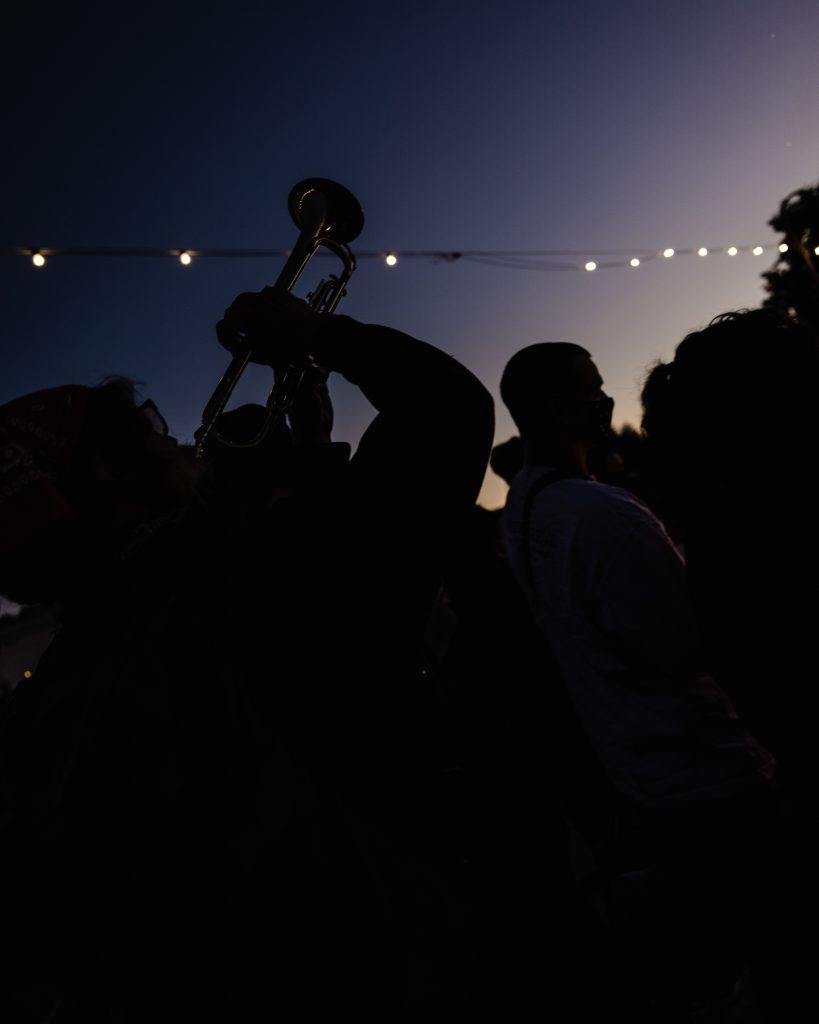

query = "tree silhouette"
[{"left": 762, "top": 180, "right": 819, "bottom": 333}]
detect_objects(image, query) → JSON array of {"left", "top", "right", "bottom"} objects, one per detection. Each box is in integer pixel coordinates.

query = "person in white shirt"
[{"left": 499, "top": 341, "right": 777, "bottom": 1018}]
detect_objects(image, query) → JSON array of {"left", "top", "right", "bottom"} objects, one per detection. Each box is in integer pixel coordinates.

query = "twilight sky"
[{"left": 4, "top": 0, "right": 819, "bottom": 508}]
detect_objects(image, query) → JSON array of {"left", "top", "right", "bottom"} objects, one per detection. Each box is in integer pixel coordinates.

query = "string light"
[
  {"left": 814, "top": 246, "right": 819, "bottom": 256},
  {"left": 9, "top": 241, "right": 795, "bottom": 273}
]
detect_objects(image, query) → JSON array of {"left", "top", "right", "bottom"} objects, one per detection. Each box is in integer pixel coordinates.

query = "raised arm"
[{"left": 216, "top": 288, "right": 495, "bottom": 517}]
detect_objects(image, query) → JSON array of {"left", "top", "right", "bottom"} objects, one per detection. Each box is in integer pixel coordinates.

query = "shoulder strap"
[
  {"left": 520, "top": 469, "right": 580, "bottom": 609},
  {"left": 516, "top": 470, "right": 621, "bottom": 852}
]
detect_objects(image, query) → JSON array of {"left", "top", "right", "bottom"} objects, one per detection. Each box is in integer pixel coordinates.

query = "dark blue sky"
[{"left": 4, "top": 1, "right": 818, "bottom": 506}]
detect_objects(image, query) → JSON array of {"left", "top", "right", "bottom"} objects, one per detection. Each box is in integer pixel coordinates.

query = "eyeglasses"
[{"left": 137, "top": 399, "right": 169, "bottom": 437}]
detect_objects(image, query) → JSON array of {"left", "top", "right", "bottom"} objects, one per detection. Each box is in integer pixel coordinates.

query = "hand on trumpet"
[
  {"left": 216, "top": 288, "right": 328, "bottom": 371},
  {"left": 216, "top": 288, "right": 334, "bottom": 445},
  {"left": 284, "top": 366, "right": 334, "bottom": 446}
]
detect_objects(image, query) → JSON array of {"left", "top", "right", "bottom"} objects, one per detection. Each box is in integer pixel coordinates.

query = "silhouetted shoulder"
[{"left": 509, "top": 474, "right": 665, "bottom": 527}]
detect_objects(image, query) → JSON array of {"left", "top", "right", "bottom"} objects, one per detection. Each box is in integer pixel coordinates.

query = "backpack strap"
[
  {"left": 516, "top": 468, "right": 621, "bottom": 864},
  {"left": 520, "top": 468, "right": 582, "bottom": 609}
]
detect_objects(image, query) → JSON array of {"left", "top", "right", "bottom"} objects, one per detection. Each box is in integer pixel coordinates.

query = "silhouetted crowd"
[{"left": 0, "top": 289, "right": 815, "bottom": 1022}]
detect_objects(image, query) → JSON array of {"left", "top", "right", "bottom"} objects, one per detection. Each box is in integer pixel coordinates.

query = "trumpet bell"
[
  {"left": 288, "top": 178, "right": 364, "bottom": 244},
  {"left": 195, "top": 178, "right": 363, "bottom": 458}
]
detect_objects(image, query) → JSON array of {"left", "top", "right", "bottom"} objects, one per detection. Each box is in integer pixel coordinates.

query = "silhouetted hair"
[
  {"left": 641, "top": 308, "right": 819, "bottom": 471},
  {"left": 639, "top": 360, "right": 674, "bottom": 443},
  {"left": 500, "top": 343, "right": 590, "bottom": 435},
  {"left": 82, "top": 377, "right": 145, "bottom": 458},
  {"left": 59, "top": 377, "right": 163, "bottom": 502}
]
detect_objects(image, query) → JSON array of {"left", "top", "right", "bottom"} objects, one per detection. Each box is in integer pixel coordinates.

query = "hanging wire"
[{"left": 7, "top": 243, "right": 781, "bottom": 271}]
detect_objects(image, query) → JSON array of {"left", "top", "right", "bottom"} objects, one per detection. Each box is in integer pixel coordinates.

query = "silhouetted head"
[
  {"left": 500, "top": 343, "right": 613, "bottom": 463},
  {"left": 0, "top": 378, "right": 202, "bottom": 602},
  {"left": 641, "top": 308, "right": 819, "bottom": 482}
]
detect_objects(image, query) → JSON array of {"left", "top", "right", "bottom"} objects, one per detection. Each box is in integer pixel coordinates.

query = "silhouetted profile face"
[{"left": 551, "top": 354, "right": 614, "bottom": 445}]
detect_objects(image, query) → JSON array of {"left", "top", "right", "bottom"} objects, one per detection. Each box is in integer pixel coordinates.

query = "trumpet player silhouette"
[{"left": 0, "top": 287, "right": 494, "bottom": 1022}]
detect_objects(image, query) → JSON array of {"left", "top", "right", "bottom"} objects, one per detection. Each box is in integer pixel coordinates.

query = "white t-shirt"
[{"left": 502, "top": 469, "right": 774, "bottom": 810}]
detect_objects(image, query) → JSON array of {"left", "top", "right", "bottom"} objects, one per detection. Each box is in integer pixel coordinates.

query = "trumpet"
[{"left": 194, "top": 178, "right": 364, "bottom": 457}]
